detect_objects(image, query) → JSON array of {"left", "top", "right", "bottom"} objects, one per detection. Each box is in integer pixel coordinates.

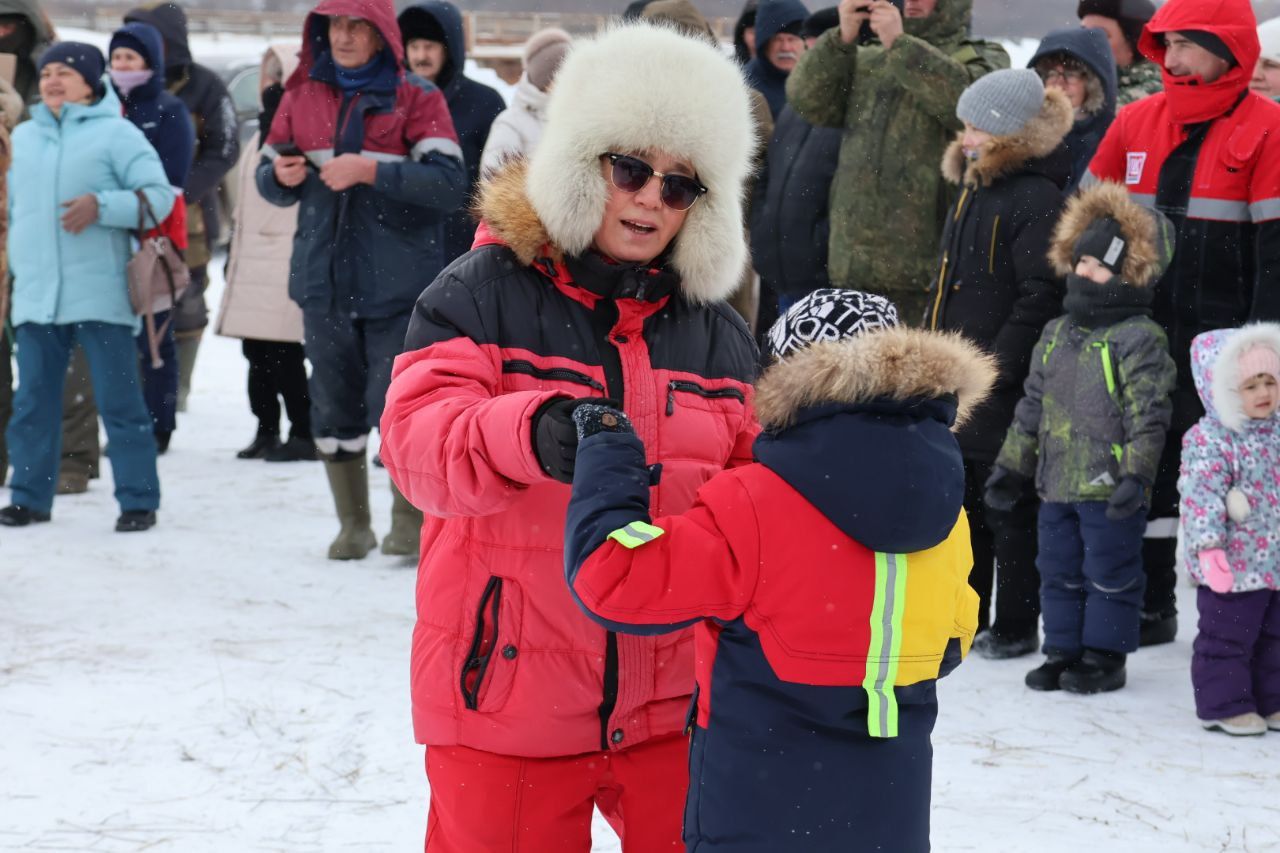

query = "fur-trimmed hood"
[
  {"left": 753, "top": 326, "right": 998, "bottom": 432},
  {"left": 751, "top": 327, "right": 997, "bottom": 555},
  {"left": 523, "top": 22, "right": 757, "bottom": 303},
  {"left": 942, "top": 88, "right": 1073, "bottom": 187},
  {"left": 1192, "top": 324, "right": 1280, "bottom": 433},
  {"left": 1047, "top": 180, "right": 1175, "bottom": 286}
]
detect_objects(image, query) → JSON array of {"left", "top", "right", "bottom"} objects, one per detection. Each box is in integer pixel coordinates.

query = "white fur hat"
[{"left": 525, "top": 23, "right": 758, "bottom": 303}]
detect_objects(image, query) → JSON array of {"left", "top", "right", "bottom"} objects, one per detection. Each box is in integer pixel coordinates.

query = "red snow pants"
[{"left": 424, "top": 732, "right": 688, "bottom": 852}]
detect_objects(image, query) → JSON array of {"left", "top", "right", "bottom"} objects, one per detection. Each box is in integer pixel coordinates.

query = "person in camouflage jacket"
[
  {"left": 785, "top": 0, "right": 1008, "bottom": 325},
  {"left": 988, "top": 182, "right": 1177, "bottom": 695},
  {"left": 1078, "top": 0, "right": 1163, "bottom": 106}
]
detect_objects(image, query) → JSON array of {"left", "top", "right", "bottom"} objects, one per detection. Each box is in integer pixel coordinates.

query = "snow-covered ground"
[{"left": 3, "top": 260, "right": 1279, "bottom": 852}]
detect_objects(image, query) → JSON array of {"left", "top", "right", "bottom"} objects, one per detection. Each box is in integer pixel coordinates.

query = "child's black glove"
[
  {"left": 532, "top": 396, "right": 619, "bottom": 483},
  {"left": 572, "top": 403, "right": 635, "bottom": 440},
  {"left": 1106, "top": 475, "right": 1148, "bottom": 520},
  {"left": 983, "top": 466, "right": 1027, "bottom": 513}
]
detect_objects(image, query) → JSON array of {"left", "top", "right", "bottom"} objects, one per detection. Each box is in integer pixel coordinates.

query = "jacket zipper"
[
  {"left": 930, "top": 185, "right": 971, "bottom": 330},
  {"left": 665, "top": 380, "right": 746, "bottom": 415},
  {"left": 459, "top": 576, "right": 503, "bottom": 711},
  {"left": 502, "top": 359, "right": 605, "bottom": 391}
]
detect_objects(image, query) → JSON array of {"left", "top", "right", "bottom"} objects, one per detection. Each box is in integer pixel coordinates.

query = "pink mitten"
[{"left": 1198, "top": 549, "right": 1234, "bottom": 594}]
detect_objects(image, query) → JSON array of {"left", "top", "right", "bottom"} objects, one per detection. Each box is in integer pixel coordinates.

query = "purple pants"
[{"left": 1191, "top": 587, "right": 1280, "bottom": 720}]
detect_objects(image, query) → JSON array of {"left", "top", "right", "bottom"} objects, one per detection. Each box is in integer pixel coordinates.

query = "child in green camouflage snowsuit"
[{"left": 986, "top": 181, "right": 1177, "bottom": 695}]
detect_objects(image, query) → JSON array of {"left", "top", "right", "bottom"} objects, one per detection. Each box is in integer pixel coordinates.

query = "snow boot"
[
  {"left": 973, "top": 628, "right": 1040, "bottom": 660},
  {"left": 1267, "top": 711, "right": 1280, "bottom": 732},
  {"left": 115, "top": 510, "right": 157, "bottom": 532},
  {"left": 381, "top": 482, "right": 422, "bottom": 556},
  {"left": 264, "top": 435, "right": 319, "bottom": 462},
  {"left": 237, "top": 430, "right": 280, "bottom": 459},
  {"left": 323, "top": 454, "right": 377, "bottom": 560},
  {"left": 1060, "top": 649, "right": 1126, "bottom": 694},
  {"left": 1025, "top": 652, "right": 1080, "bottom": 691},
  {"left": 0, "top": 504, "right": 51, "bottom": 526},
  {"left": 1138, "top": 609, "right": 1178, "bottom": 647},
  {"left": 1202, "top": 713, "right": 1267, "bottom": 736}
]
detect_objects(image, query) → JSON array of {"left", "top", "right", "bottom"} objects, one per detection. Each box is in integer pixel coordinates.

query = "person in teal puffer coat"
[{"left": 1, "top": 42, "right": 174, "bottom": 533}]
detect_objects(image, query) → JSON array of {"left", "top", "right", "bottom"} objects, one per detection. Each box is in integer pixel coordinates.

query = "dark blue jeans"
[
  {"left": 1037, "top": 501, "right": 1146, "bottom": 656},
  {"left": 302, "top": 308, "right": 411, "bottom": 446},
  {"left": 135, "top": 309, "right": 178, "bottom": 434},
  {"left": 7, "top": 322, "right": 159, "bottom": 514}
]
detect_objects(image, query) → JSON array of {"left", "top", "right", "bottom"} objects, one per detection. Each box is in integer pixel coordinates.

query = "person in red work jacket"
[
  {"left": 1082, "top": 0, "right": 1280, "bottom": 646},
  {"left": 256, "top": 0, "right": 465, "bottom": 562},
  {"left": 378, "top": 23, "right": 759, "bottom": 852}
]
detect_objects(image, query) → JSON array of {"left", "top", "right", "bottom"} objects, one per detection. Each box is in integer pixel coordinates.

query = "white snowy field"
[{"left": 3, "top": 258, "right": 1278, "bottom": 852}]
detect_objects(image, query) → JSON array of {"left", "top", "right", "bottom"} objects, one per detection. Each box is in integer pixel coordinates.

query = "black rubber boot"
[
  {"left": 1060, "top": 649, "right": 1127, "bottom": 695},
  {"left": 1025, "top": 653, "right": 1080, "bottom": 691}
]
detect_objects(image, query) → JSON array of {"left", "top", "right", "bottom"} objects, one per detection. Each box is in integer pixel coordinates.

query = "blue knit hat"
[
  {"left": 38, "top": 42, "right": 106, "bottom": 97},
  {"left": 109, "top": 31, "right": 154, "bottom": 69}
]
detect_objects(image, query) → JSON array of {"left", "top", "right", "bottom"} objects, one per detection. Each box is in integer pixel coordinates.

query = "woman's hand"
[
  {"left": 273, "top": 154, "right": 308, "bottom": 188},
  {"left": 60, "top": 194, "right": 99, "bottom": 234}
]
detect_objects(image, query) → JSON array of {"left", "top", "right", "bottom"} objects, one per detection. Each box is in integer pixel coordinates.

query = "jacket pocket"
[
  {"left": 664, "top": 379, "right": 746, "bottom": 415},
  {"left": 458, "top": 575, "right": 524, "bottom": 712},
  {"left": 502, "top": 359, "right": 605, "bottom": 393}
]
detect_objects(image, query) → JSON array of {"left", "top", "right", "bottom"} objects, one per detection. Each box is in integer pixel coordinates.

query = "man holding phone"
[
  {"left": 257, "top": 0, "right": 465, "bottom": 561},
  {"left": 786, "top": 0, "right": 1007, "bottom": 325}
]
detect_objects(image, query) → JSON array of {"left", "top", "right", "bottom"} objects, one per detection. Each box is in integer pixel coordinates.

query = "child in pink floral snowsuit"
[{"left": 1180, "top": 323, "right": 1280, "bottom": 736}]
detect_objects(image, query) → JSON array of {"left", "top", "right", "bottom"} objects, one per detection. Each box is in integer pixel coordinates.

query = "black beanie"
[
  {"left": 803, "top": 7, "right": 839, "bottom": 40},
  {"left": 1073, "top": 217, "right": 1129, "bottom": 274},
  {"left": 38, "top": 42, "right": 106, "bottom": 98},
  {"left": 1077, "top": 0, "right": 1156, "bottom": 53},
  {"left": 399, "top": 8, "right": 447, "bottom": 47},
  {"left": 1178, "top": 30, "right": 1238, "bottom": 67},
  {"left": 109, "top": 32, "right": 153, "bottom": 68}
]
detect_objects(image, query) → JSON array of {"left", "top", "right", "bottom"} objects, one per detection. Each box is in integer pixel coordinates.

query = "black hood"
[
  {"left": 398, "top": 0, "right": 465, "bottom": 92},
  {"left": 124, "top": 2, "right": 191, "bottom": 70}
]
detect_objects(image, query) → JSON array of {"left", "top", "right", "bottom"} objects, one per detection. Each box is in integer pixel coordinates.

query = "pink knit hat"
[{"left": 1238, "top": 342, "right": 1280, "bottom": 384}]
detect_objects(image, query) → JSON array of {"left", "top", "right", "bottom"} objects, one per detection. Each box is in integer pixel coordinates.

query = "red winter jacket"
[
  {"left": 1084, "top": 0, "right": 1280, "bottom": 404},
  {"left": 379, "top": 164, "right": 759, "bottom": 758}
]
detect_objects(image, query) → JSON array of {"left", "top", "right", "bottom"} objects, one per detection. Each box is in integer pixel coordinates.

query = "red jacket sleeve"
[
  {"left": 1085, "top": 106, "right": 1127, "bottom": 185},
  {"left": 379, "top": 275, "right": 561, "bottom": 518},
  {"left": 569, "top": 471, "right": 762, "bottom": 633}
]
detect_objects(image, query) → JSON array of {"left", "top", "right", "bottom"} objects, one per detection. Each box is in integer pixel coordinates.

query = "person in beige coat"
[{"left": 217, "top": 45, "right": 314, "bottom": 464}]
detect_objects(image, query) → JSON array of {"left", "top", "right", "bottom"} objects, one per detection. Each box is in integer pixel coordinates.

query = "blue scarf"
[{"left": 333, "top": 52, "right": 388, "bottom": 94}]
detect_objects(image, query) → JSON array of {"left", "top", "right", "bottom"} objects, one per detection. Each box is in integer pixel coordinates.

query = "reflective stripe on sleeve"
[
  {"left": 606, "top": 520, "right": 666, "bottom": 549},
  {"left": 1186, "top": 198, "right": 1250, "bottom": 222},
  {"left": 411, "top": 136, "right": 465, "bottom": 163}
]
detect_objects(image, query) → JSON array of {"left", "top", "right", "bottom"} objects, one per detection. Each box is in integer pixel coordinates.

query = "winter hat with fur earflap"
[
  {"left": 524, "top": 22, "right": 757, "bottom": 304},
  {"left": 1048, "top": 180, "right": 1176, "bottom": 287}
]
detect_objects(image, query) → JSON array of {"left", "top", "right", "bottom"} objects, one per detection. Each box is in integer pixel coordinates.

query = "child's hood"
[
  {"left": 1191, "top": 323, "right": 1280, "bottom": 432},
  {"left": 1047, "top": 180, "right": 1176, "bottom": 287},
  {"left": 752, "top": 327, "right": 997, "bottom": 555}
]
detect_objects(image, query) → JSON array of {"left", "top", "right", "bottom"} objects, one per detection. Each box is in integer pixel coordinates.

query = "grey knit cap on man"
[{"left": 956, "top": 68, "right": 1046, "bottom": 135}]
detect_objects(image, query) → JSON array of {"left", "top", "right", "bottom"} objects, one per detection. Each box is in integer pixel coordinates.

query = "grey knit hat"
[{"left": 956, "top": 68, "right": 1045, "bottom": 137}]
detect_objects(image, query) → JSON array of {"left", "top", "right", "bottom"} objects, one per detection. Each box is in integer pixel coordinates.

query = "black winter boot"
[
  {"left": 0, "top": 504, "right": 51, "bottom": 526},
  {"left": 973, "top": 628, "right": 1040, "bottom": 660},
  {"left": 264, "top": 435, "right": 319, "bottom": 462},
  {"left": 1025, "top": 653, "right": 1080, "bottom": 691},
  {"left": 237, "top": 431, "right": 280, "bottom": 460},
  {"left": 1139, "top": 610, "right": 1178, "bottom": 647},
  {"left": 115, "top": 510, "right": 157, "bottom": 532},
  {"left": 1060, "top": 649, "right": 1127, "bottom": 694}
]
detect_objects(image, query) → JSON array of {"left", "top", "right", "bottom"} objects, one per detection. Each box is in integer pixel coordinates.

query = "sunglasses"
[{"left": 603, "top": 153, "right": 707, "bottom": 211}]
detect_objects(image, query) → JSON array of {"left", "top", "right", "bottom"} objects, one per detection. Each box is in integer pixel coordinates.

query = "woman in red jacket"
[{"left": 379, "top": 22, "right": 759, "bottom": 852}]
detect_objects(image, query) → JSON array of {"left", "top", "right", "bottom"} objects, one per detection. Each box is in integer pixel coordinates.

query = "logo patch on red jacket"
[{"left": 1126, "top": 152, "right": 1147, "bottom": 185}]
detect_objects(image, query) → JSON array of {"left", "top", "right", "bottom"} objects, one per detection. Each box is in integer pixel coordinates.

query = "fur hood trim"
[
  {"left": 474, "top": 160, "right": 553, "bottom": 266},
  {"left": 942, "top": 88, "right": 1073, "bottom": 187},
  {"left": 1047, "top": 180, "right": 1173, "bottom": 286},
  {"left": 753, "top": 327, "right": 998, "bottom": 432},
  {"left": 1211, "top": 323, "right": 1280, "bottom": 433},
  {"left": 522, "top": 22, "right": 758, "bottom": 303}
]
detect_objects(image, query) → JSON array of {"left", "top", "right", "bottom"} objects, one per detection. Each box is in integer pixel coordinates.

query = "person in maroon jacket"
[
  {"left": 378, "top": 23, "right": 759, "bottom": 852},
  {"left": 257, "top": 0, "right": 465, "bottom": 561},
  {"left": 1083, "top": 0, "right": 1280, "bottom": 646}
]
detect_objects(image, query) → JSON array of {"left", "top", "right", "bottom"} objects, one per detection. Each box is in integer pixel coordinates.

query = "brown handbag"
[{"left": 127, "top": 188, "right": 190, "bottom": 368}]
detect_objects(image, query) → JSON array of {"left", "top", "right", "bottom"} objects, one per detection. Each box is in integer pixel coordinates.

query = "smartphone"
[
  {"left": 274, "top": 141, "right": 303, "bottom": 158},
  {"left": 858, "top": 0, "right": 906, "bottom": 45}
]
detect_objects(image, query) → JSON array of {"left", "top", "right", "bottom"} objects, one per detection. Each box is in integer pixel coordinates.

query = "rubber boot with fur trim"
[
  {"left": 323, "top": 453, "right": 377, "bottom": 560},
  {"left": 381, "top": 481, "right": 422, "bottom": 556}
]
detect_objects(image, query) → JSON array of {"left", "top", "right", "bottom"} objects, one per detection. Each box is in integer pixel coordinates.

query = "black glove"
[
  {"left": 983, "top": 466, "right": 1027, "bottom": 513},
  {"left": 532, "top": 396, "right": 618, "bottom": 483},
  {"left": 572, "top": 403, "right": 635, "bottom": 440},
  {"left": 1106, "top": 475, "right": 1148, "bottom": 520}
]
